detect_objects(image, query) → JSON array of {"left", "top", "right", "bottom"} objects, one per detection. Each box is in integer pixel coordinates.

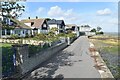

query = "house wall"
[
  {"left": 40, "top": 29, "right": 49, "bottom": 34},
  {"left": 49, "top": 24, "right": 58, "bottom": 29},
  {"left": 14, "top": 29, "right": 31, "bottom": 37},
  {"left": 49, "top": 24, "right": 65, "bottom": 34},
  {"left": 79, "top": 27, "right": 91, "bottom": 32}
]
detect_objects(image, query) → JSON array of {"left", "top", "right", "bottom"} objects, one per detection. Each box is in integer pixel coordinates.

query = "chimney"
[
  {"left": 36, "top": 16, "right": 38, "bottom": 19},
  {"left": 28, "top": 17, "right": 30, "bottom": 19}
]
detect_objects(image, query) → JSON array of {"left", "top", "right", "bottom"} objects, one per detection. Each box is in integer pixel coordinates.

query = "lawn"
[{"left": 89, "top": 35, "right": 119, "bottom": 54}]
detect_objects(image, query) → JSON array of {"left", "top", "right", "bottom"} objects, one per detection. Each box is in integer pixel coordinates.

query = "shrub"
[
  {"left": 100, "top": 31, "right": 104, "bottom": 34},
  {"left": 66, "top": 33, "right": 76, "bottom": 38},
  {"left": 96, "top": 31, "right": 104, "bottom": 35},
  {"left": 10, "top": 34, "right": 19, "bottom": 39},
  {"left": 34, "top": 33, "right": 47, "bottom": 41},
  {"left": 57, "top": 33, "right": 66, "bottom": 37}
]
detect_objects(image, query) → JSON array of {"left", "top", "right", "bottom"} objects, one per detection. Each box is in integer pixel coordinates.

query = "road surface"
[{"left": 23, "top": 36, "right": 101, "bottom": 79}]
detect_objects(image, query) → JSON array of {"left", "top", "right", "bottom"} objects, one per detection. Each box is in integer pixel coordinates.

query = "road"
[{"left": 23, "top": 36, "right": 101, "bottom": 79}]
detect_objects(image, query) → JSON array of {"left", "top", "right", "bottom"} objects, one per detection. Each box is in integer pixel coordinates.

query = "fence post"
[{"left": 67, "top": 37, "right": 70, "bottom": 45}]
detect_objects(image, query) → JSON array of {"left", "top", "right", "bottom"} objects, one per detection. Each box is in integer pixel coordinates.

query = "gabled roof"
[
  {"left": 47, "top": 19, "right": 65, "bottom": 25},
  {"left": 0, "top": 18, "right": 31, "bottom": 29},
  {"left": 21, "top": 18, "right": 47, "bottom": 28},
  {"left": 66, "top": 24, "right": 77, "bottom": 28},
  {"left": 81, "top": 25, "right": 91, "bottom": 28},
  {"left": 10, "top": 18, "right": 31, "bottom": 29}
]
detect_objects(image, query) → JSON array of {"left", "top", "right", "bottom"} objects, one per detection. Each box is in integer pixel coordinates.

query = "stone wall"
[
  {"left": 0, "top": 39, "right": 43, "bottom": 45},
  {"left": 12, "top": 42, "right": 68, "bottom": 75}
]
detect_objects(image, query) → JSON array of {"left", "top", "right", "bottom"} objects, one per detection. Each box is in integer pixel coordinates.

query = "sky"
[{"left": 18, "top": 1, "right": 118, "bottom": 32}]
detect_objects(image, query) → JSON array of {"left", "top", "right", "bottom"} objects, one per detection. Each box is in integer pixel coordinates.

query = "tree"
[
  {"left": 97, "top": 26, "right": 102, "bottom": 32},
  {"left": 1, "top": 2, "right": 25, "bottom": 18},
  {"left": 1, "top": 2, "right": 25, "bottom": 27},
  {"left": 90, "top": 28, "right": 96, "bottom": 32}
]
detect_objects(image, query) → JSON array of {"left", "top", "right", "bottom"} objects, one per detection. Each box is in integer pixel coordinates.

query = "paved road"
[{"left": 24, "top": 36, "right": 101, "bottom": 79}]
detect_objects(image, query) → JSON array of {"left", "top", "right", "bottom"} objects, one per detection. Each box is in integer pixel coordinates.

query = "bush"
[
  {"left": 34, "top": 33, "right": 47, "bottom": 41},
  {"left": 96, "top": 31, "right": 104, "bottom": 35},
  {"left": 57, "top": 33, "right": 66, "bottom": 37},
  {"left": 10, "top": 34, "right": 19, "bottom": 39},
  {"left": 100, "top": 31, "right": 104, "bottom": 34},
  {"left": 66, "top": 33, "right": 76, "bottom": 38}
]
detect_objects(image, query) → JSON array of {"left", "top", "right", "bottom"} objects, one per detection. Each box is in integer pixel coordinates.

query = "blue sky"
[{"left": 18, "top": 2, "right": 118, "bottom": 32}]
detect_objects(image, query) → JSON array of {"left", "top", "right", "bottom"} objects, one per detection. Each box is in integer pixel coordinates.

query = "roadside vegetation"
[
  {"left": 89, "top": 35, "right": 120, "bottom": 78},
  {"left": 1, "top": 43, "right": 14, "bottom": 77},
  {"left": 90, "top": 26, "right": 104, "bottom": 35}
]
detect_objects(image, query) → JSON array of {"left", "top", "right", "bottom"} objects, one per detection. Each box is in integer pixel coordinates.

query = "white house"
[
  {"left": 1, "top": 17, "right": 32, "bottom": 38},
  {"left": 21, "top": 18, "right": 49, "bottom": 35},
  {"left": 79, "top": 25, "right": 95, "bottom": 36},
  {"left": 65, "top": 24, "right": 80, "bottom": 37},
  {"left": 47, "top": 19, "right": 65, "bottom": 34}
]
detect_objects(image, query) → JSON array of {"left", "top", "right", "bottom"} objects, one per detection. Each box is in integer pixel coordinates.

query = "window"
[
  {"left": 42, "top": 24, "right": 47, "bottom": 30},
  {"left": 2, "top": 30, "right": 5, "bottom": 35},
  {"left": 31, "top": 22, "right": 34, "bottom": 26},
  {"left": 7, "top": 30, "right": 10, "bottom": 35},
  {"left": 23, "top": 30, "right": 24, "bottom": 34}
]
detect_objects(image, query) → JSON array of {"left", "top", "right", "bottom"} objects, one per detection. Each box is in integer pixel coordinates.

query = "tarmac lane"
[{"left": 23, "top": 36, "right": 101, "bottom": 80}]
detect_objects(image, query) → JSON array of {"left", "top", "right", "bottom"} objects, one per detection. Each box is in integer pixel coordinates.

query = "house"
[
  {"left": 79, "top": 25, "right": 91, "bottom": 32},
  {"left": 21, "top": 17, "right": 49, "bottom": 35},
  {"left": 1, "top": 17, "right": 32, "bottom": 38},
  {"left": 79, "top": 25, "right": 95, "bottom": 36},
  {"left": 65, "top": 24, "right": 80, "bottom": 37},
  {"left": 47, "top": 19, "right": 65, "bottom": 34}
]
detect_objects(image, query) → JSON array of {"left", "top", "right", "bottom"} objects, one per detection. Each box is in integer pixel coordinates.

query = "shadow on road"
[{"left": 25, "top": 50, "right": 76, "bottom": 80}]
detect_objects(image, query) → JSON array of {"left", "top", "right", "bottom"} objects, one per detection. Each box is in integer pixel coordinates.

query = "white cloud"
[
  {"left": 97, "top": 8, "right": 112, "bottom": 16},
  {"left": 48, "top": 6, "right": 63, "bottom": 17},
  {"left": 48, "top": 6, "right": 80, "bottom": 23},
  {"left": 36, "top": 7, "right": 45, "bottom": 13}
]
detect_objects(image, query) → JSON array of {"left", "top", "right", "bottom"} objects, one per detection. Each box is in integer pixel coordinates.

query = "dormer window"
[
  {"left": 31, "top": 22, "right": 34, "bottom": 26},
  {"left": 43, "top": 24, "right": 47, "bottom": 28}
]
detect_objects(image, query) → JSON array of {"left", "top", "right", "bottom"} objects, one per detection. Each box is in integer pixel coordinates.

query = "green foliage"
[
  {"left": 10, "top": 34, "right": 19, "bottom": 39},
  {"left": 115, "top": 67, "right": 120, "bottom": 78},
  {"left": 34, "top": 33, "right": 47, "bottom": 41},
  {"left": 29, "top": 45, "right": 42, "bottom": 56},
  {"left": 47, "top": 31, "right": 55, "bottom": 38},
  {"left": 57, "top": 33, "right": 66, "bottom": 37},
  {"left": 1, "top": 2, "right": 25, "bottom": 18},
  {"left": 28, "top": 43, "right": 50, "bottom": 56},
  {"left": 100, "top": 31, "right": 104, "bottom": 34},
  {"left": 1, "top": 2, "right": 25, "bottom": 29},
  {"left": 51, "top": 27, "right": 58, "bottom": 32},
  {"left": 2, "top": 44, "right": 14, "bottom": 74},
  {"left": 66, "top": 33, "right": 76, "bottom": 38},
  {"left": 96, "top": 31, "right": 104, "bottom": 35},
  {"left": 90, "top": 28, "right": 96, "bottom": 32}
]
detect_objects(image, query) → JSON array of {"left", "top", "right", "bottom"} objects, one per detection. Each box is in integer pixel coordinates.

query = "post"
[{"left": 67, "top": 37, "right": 70, "bottom": 45}]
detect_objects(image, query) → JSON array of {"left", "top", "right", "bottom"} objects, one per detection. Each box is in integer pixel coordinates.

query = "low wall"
[
  {"left": 12, "top": 42, "right": 68, "bottom": 75},
  {"left": 0, "top": 39, "right": 43, "bottom": 45}
]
